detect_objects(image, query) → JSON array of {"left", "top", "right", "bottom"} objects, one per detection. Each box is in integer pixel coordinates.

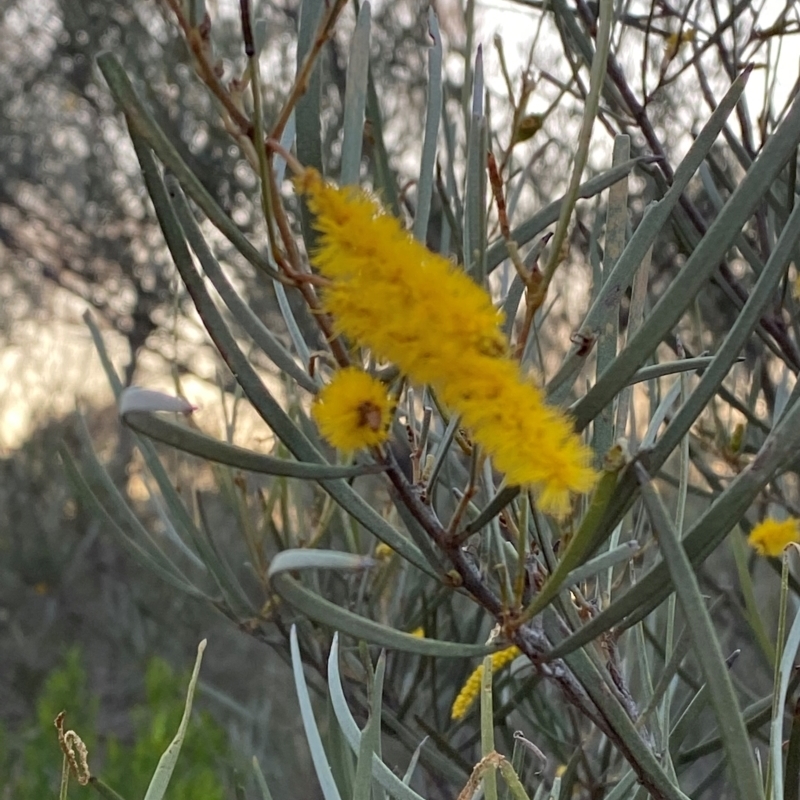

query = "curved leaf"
[
  {"left": 144, "top": 640, "right": 207, "bottom": 800},
  {"left": 290, "top": 626, "right": 343, "bottom": 800},
  {"left": 269, "top": 551, "right": 494, "bottom": 657},
  {"left": 123, "top": 412, "right": 386, "bottom": 480},
  {"left": 328, "top": 634, "right": 428, "bottom": 800}
]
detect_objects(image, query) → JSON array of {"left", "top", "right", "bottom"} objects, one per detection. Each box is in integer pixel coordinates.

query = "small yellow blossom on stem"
[
  {"left": 748, "top": 517, "right": 800, "bottom": 556},
  {"left": 297, "top": 169, "right": 597, "bottom": 515},
  {"left": 450, "top": 646, "right": 521, "bottom": 721},
  {"left": 312, "top": 367, "right": 393, "bottom": 452}
]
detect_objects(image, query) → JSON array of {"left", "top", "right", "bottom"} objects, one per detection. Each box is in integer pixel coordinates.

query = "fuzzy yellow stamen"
[
  {"left": 298, "top": 169, "right": 597, "bottom": 515},
  {"left": 747, "top": 517, "right": 800, "bottom": 557},
  {"left": 312, "top": 367, "right": 393, "bottom": 452}
]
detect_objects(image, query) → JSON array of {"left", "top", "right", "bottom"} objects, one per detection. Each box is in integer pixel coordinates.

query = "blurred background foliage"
[
  {"left": 0, "top": 648, "right": 231, "bottom": 798},
  {"left": 2, "top": 0, "right": 800, "bottom": 798}
]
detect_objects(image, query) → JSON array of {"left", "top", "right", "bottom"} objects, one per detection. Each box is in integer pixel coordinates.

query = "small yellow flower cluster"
[
  {"left": 748, "top": 517, "right": 800, "bottom": 557},
  {"left": 450, "top": 646, "right": 521, "bottom": 721},
  {"left": 374, "top": 542, "right": 394, "bottom": 561},
  {"left": 312, "top": 367, "right": 393, "bottom": 452},
  {"left": 298, "top": 170, "right": 596, "bottom": 516}
]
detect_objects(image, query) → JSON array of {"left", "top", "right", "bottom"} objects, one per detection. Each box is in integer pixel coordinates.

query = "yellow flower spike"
[
  {"left": 450, "top": 646, "right": 522, "bottom": 721},
  {"left": 298, "top": 169, "right": 598, "bottom": 514},
  {"left": 747, "top": 517, "right": 800, "bottom": 557},
  {"left": 442, "top": 357, "right": 596, "bottom": 517},
  {"left": 312, "top": 367, "right": 393, "bottom": 452}
]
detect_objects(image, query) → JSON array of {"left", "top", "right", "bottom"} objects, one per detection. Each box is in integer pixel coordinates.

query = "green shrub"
[{"left": 0, "top": 648, "right": 229, "bottom": 799}]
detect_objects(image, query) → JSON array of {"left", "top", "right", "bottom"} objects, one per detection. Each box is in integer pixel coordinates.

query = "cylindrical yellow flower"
[
  {"left": 450, "top": 646, "right": 522, "bottom": 721},
  {"left": 747, "top": 517, "right": 800, "bottom": 556},
  {"left": 312, "top": 367, "right": 393, "bottom": 452},
  {"left": 297, "top": 169, "right": 597, "bottom": 514}
]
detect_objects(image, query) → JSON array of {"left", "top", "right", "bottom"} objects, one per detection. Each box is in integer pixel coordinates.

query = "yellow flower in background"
[
  {"left": 664, "top": 28, "right": 696, "bottom": 61},
  {"left": 298, "top": 169, "right": 597, "bottom": 515},
  {"left": 312, "top": 367, "right": 393, "bottom": 452},
  {"left": 374, "top": 542, "right": 394, "bottom": 561},
  {"left": 748, "top": 517, "right": 800, "bottom": 557},
  {"left": 450, "top": 646, "right": 521, "bottom": 721}
]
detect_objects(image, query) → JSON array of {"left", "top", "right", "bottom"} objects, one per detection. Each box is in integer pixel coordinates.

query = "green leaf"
[
  {"left": 365, "top": 68, "right": 400, "bottom": 217},
  {"left": 296, "top": 0, "right": 325, "bottom": 249},
  {"left": 272, "top": 278, "right": 314, "bottom": 372},
  {"left": 130, "top": 131, "right": 433, "bottom": 577},
  {"left": 573, "top": 76, "right": 800, "bottom": 425},
  {"left": 353, "top": 652, "right": 385, "bottom": 800},
  {"left": 636, "top": 464, "right": 764, "bottom": 800},
  {"left": 519, "top": 450, "right": 625, "bottom": 623},
  {"left": 541, "top": 0, "right": 613, "bottom": 284},
  {"left": 730, "top": 531, "right": 776, "bottom": 666},
  {"left": 548, "top": 65, "right": 752, "bottom": 400},
  {"left": 545, "top": 185, "right": 800, "bottom": 660},
  {"left": 328, "top": 634, "right": 428, "bottom": 800},
  {"left": 563, "top": 541, "right": 638, "bottom": 586},
  {"left": 166, "top": 177, "right": 318, "bottom": 393},
  {"left": 770, "top": 560, "right": 800, "bottom": 800},
  {"left": 340, "top": 1, "right": 371, "bottom": 185},
  {"left": 123, "top": 412, "right": 386, "bottom": 480},
  {"left": 463, "top": 48, "right": 487, "bottom": 280},
  {"left": 628, "top": 356, "right": 722, "bottom": 384},
  {"left": 783, "top": 701, "right": 800, "bottom": 800},
  {"left": 268, "top": 551, "right": 494, "bottom": 657},
  {"left": 143, "top": 640, "right": 207, "bottom": 800},
  {"left": 592, "top": 134, "right": 630, "bottom": 459},
  {"left": 60, "top": 437, "right": 207, "bottom": 601},
  {"left": 412, "top": 8, "right": 442, "bottom": 242},
  {"left": 290, "top": 626, "right": 343, "bottom": 800},
  {"left": 481, "top": 655, "right": 498, "bottom": 800}
]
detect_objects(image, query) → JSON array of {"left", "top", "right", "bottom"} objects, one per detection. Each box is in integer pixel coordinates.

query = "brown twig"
[
  {"left": 270, "top": 0, "right": 349, "bottom": 141},
  {"left": 161, "top": 0, "right": 253, "bottom": 136}
]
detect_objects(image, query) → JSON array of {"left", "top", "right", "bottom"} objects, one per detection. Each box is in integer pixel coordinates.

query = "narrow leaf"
[
  {"left": 340, "top": 2, "right": 371, "bottom": 185},
  {"left": 636, "top": 464, "right": 764, "bottom": 800},
  {"left": 123, "top": 412, "right": 386, "bottom": 479},
  {"left": 269, "top": 553, "right": 493, "bottom": 657},
  {"left": 143, "top": 640, "right": 207, "bottom": 800},
  {"left": 290, "top": 626, "right": 343, "bottom": 800},
  {"left": 413, "top": 8, "right": 442, "bottom": 242},
  {"left": 328, "top": 634, "right": 428, "bottom": 800}
]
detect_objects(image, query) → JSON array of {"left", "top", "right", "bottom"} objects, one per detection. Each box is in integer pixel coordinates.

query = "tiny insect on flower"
[{"left": 312, "top": 367, "right": 394, "bottom": 452}]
